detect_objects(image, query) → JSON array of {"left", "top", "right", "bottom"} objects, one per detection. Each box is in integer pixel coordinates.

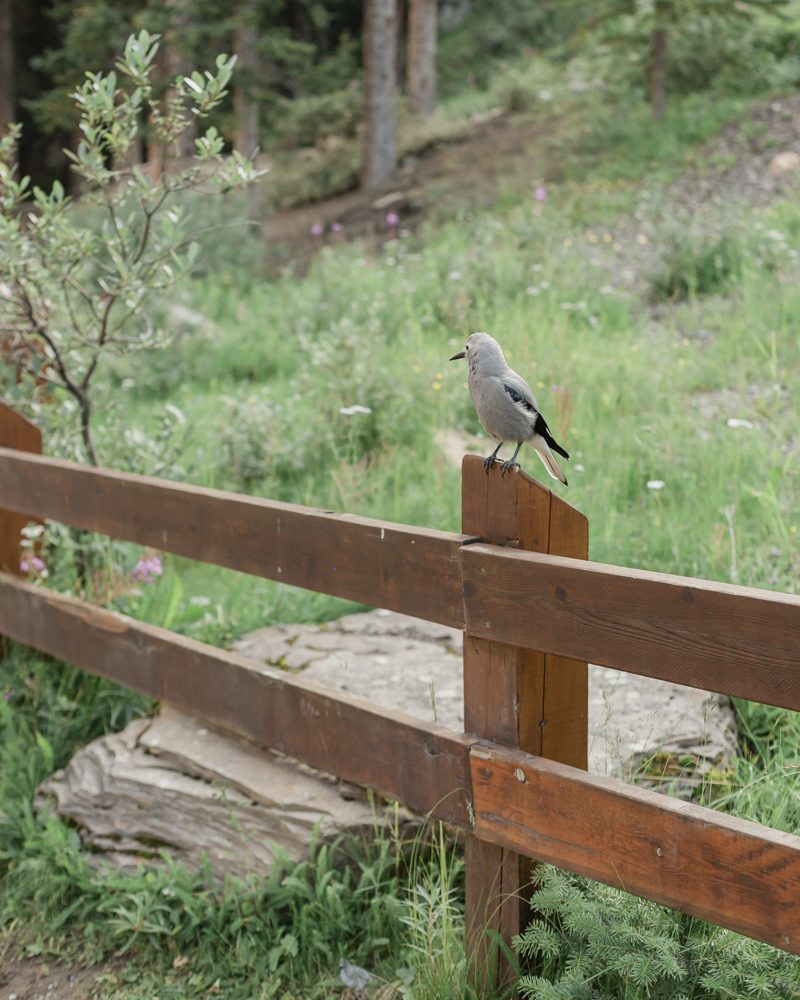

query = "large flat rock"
[
  {"left": 40, "top": 609, "right": 736, "bottom": 879},
  {"left": 235, "top": 609, "right": 738, "bottom": 781},
  {"left": 39, "top": 705, "right": 418, "bottom": 882}
]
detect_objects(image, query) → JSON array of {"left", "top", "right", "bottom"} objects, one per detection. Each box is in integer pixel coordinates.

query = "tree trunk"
[
  {"left": 0, "top": 0, "right": 14, "bottom": 139},
  {"left": 234, "top": 20, "right": 261, "bottom": 222},
  {"left": 362, "top": 0, "right": 397, "bottom": 191},
  {"left": 407, "top": 0, "right": 436, "bottom": 117},
  {"left": 395, "top": 0, "right": 406, "bottom": 91},
  {"left": 651, "top": 27, "right": 667, "bottom": 122}
]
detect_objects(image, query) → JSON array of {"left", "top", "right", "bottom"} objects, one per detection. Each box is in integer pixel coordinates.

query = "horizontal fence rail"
[
  {"left": 2, "top": 569, "right": 800, "bottom": 956},
  {"left": 0, "top": 449, "right": 471, "bottom": 630},
  {"left": 3, "top": 449, "right": 800, "bottom": 711}
]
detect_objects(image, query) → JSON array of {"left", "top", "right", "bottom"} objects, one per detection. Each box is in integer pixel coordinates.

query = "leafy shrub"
[
  {"left": 272, "top": 86, "right": 363, "bottom": 149},
  {"left": 217, "top": 313, "right": 417, "bottom": 496},
  {"left": 498, "top": 75, "right": 539, "bottom": 115},
  {"left": 515, "top": 865, "right": 800, "bottom": 1000},
  {"left": 650, "top": 224, "right": 741, "bottom": 300},
  {"left": 263, "top": 143, "right": 362, "bottom": 211}
]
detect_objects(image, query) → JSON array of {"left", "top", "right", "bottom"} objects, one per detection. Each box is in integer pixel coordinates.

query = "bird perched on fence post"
[{"left": 450, "top": 332, "right": 570, "bottom": 484}]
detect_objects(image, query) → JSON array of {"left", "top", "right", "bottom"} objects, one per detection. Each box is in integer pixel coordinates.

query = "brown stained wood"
[
  {"left": 464, "top": 835, "right": 504, "bottom": 993},
  {"left": 0, "top": 404, "right": 42, "bottom": 576},
  {"left": 460, "top": 455, "right": 587, "bottom": 992},
  {"left": 0, "top": 571, "right": 474, "bottom": 828},
  {"left": 5, "top": 562, "right": 800, "bottom": 958},
  {"left": 470, "top": 743, "right": 800, "bottom": 956},
  {"left": 0, "top": 449, "right": 471, "bottom": 629},
  {"left": 461, "top": 544, "right": 800, "bottom": 712},
  {"left": 541, "top": 491, "right": 589, "bottom": 770}
]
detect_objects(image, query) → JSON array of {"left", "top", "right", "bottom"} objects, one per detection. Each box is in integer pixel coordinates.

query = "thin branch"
[
  {"left": 14, "top": 281, "right": 79, "bottom": 397},
  {"left": 80, "top": 292, "right": 118, "bottom": 391}
]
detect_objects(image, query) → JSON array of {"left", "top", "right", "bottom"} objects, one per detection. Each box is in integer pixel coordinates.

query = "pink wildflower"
[
  {"left": 534, "top": 185, "right": 547, "bottom": 203},
  {"left": 133, "top": 553, "right": 163, "bottom": 584}
]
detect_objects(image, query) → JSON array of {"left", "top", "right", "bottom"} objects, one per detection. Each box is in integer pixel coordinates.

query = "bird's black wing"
[{"left": 502, "top": 383, "right": 570, "bottom": 460}]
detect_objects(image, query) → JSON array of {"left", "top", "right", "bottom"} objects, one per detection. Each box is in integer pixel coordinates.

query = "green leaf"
[
  {"left": 36, "top": 732, "right": 54, "bottom": 774},
  {"left": 161, "top": 573, "right": 184, "bottom": 630}
]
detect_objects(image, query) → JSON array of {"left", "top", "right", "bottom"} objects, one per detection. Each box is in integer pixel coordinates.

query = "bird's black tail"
[{"left": 534, "top": 413, "right": 569, "bottom": 460}]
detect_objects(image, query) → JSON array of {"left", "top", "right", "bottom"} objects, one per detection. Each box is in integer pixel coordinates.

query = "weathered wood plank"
[
  {"left": 470, "top": 742, "right": 800, "bottom": 956},
  {"left": 0, "top": 571, "right": 474, "bottom": 828},
  {"left": 0, "top": 406, "right": 42, "bottom": 576},
  {"left": 541, "top": 492, "right": 588, "bottom": 769},
  {"left": 5, "top": 450, "right": 800, "bottom": 712},
  {"left": 0, "top": 449, "right": 470, "bottom": 629},
  {"left": 460, "top": 456, "right": 588, "bottom": 991},
  {"left": 3, "top": 569, "right": 800, "bottom": 957},
  {"left": 461, "top": 544, "right": 800, "bottom": 711}
]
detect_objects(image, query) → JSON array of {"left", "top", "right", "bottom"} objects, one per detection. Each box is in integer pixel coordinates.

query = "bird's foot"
[
  {"left": 500, "top": 458, "right": 519, "bottom": 478},
  {"left": 483, "top": 454, "right": 497, "bottom": 475}
]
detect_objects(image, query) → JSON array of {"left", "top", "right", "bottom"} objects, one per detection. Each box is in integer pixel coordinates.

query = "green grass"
[{"left": 4, "top": 74, "right": 800, "bottom": 998}]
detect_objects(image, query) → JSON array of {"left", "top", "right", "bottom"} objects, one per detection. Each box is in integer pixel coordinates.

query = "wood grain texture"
[
  {"left": 0, "top": 571, "right": 474, "bottom": 828},
  {"left": 0, "top": 449, "right": 471, "bottom": 629},
  {"left": 462, "top": 544, "right": 800, "bottom": 711},
  {"left": 3, "top": 567, "right": 799, "bottom": 958},
  {"left": 541, "top": 490, "right": 589, "bottom": 770},
  {"left": 0, "top": 404, "right": 42, "bottom": 575},
  {"left": 464, "top": 835, "right": 505, "bottom": 994},
  {"left": 470, "top": 742, "right": 800, "bottom": 955},
  {"left": 461, "top": 456, "right": 588, "bottom": 991}
]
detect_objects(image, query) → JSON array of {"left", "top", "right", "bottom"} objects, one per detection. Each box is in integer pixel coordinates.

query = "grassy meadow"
[{"left": 4, "top": 71, "right": 800, "bottom": 997}]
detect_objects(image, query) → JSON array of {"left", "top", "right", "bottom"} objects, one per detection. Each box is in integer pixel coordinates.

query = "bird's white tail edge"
[{"left": 531, "top": 435, "right": 568, "bottom": 485}]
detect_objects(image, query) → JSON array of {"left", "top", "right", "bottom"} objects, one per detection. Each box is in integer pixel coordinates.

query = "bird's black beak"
[{"left": 449, "top": 350, "right": 465, "bottom": 360}]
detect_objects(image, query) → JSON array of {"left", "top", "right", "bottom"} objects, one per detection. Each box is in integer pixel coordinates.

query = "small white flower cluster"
[{"left": 340, "top": 405, "right": 372, "bottom": 416}]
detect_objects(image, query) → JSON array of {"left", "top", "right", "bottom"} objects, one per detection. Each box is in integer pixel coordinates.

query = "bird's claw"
[
  {"left": 483, "top": 454, "right": 496, "bottom": 475},
  {"left": 500, "top": 459, "right": 519, "bottom": 478}
]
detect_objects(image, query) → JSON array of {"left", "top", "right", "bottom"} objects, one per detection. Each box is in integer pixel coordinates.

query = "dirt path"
[
  {"left": 0, "top": 952, "right": 124, "bottom": 1000},
  {"left": 262, "top": 111, "right": 563, "bottom": 270}
]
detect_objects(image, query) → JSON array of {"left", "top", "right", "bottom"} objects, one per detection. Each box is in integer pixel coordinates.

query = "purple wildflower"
[
  {"left": 19, "top": 559, "right": 30, "bottom": 573},
  {"left": 3, "top": 694, "right": 9, "bottom": 701},
  {"left": 534, "top": 185, "right": 547, "bottom": 203},
  {"left": 310, "top": 223, "right": 323, "bottom": 237},
  {"left": 133, "top": 554, "right": 163, "bottom": 584},
  {"left": 552, "top": 385, "right": 565, "bottom": 393},
  {"left": 331, "top": 222, "right": 343, "bottom": 232},
  {"left": 31, "top": 556, "right": 45, "bottom": 572},
  {"left": 386, "top": 211, "right": 400, "bottom": 228}
]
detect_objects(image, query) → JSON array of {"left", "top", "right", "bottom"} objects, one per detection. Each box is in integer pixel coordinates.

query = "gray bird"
[{"left": 450, "top": 332, "right": 569, "bottom": 483}]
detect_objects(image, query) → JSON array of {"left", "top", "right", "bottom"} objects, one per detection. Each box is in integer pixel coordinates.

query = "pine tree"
[
  {"left": 583, "top": 0, "right": 788, "bottom": 120},
  {"left": 515, "top": 865, "right": 800, "bottom": 1000}
]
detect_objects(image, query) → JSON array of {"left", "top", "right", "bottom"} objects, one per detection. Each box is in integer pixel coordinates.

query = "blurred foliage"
[{"left": 11, "top": 0, "right": 800, "bottom": 193}]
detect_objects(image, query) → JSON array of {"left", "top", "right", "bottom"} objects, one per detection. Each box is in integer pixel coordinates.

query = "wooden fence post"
[
  {"left": 461, "top": 454, "right": 588, "bottom": 993},
  {"left": 0, "top": 401, "right": 42, "bottom": 582}
]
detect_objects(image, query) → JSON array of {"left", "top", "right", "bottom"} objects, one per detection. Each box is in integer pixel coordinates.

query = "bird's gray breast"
[{"left": 468, "top": 371, "right": 536, "bottom": 443}]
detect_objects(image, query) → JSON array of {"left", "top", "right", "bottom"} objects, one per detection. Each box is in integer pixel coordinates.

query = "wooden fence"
[{"left": 1, "top": 400, "right": 800, "bottom": 991}]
